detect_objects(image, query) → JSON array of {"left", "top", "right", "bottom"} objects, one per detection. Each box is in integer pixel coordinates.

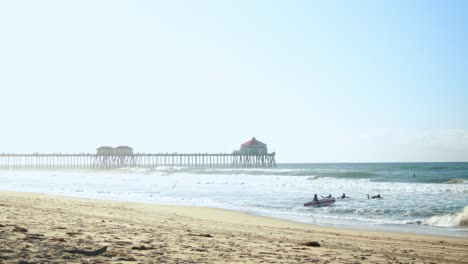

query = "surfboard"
[{"left": 303, "top": 198, "right": 336, "bottom": 207}]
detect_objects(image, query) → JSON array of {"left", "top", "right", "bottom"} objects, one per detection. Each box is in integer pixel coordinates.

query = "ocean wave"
[
  {"left": 338, "top": 208, "right": 395, "bottom": 215},
  {"left": 109, "top": 166, "right": 380, "bottom": 179},
  {"left": 331, "top": 208, "right": 421, "bottom": 217},
  {"left": 141, "top": 167, "right": 319, "bottom": 177},
  {"left": 428, "top": 166, "right": 449, "bottom": 170},
  {"left": 106, "top": 166, "right": 468, "bottom": 186},
  {"left": 444, "top": 179, "right": 468, "bottom": 184},
  {"left": 421, "top": 206, "right": 468, "bottom": 227},
  {"left": 314, "top": 172, "right": 377, "bottom": 179}
]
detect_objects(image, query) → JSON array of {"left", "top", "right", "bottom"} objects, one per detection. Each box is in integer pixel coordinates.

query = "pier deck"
[{"left": 0, "top": 153, "right": 276, "bottom": 169}]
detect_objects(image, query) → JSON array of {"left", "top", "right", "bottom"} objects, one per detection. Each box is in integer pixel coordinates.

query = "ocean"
[{"left": 0, "top": 162, "right": 467, "bottom": 238}]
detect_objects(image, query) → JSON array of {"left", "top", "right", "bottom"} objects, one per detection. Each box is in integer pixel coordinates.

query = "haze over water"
[{"left": 1, "top": 162, "right": 467, "bottom": 238}]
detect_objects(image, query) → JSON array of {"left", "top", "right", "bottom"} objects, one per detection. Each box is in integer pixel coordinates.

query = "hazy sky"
[{"left": 1, "top": 1, "right": 467, "bottom": 162}]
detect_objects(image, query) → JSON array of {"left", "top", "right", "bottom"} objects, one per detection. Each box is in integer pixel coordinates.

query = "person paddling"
[
  {"left": 367, "top": 194, "right": 382, "bottom": 199},
  {"left": 341, "top": 193, "right": 349, "bottom": 199},
  {"left": 313, "top": 194, "right": 318, "bottom": 202}
]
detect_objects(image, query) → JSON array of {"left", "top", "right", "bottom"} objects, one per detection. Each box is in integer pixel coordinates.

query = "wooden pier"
[{"left": 0, "top": 153, "right": 277, "bottom": 170}]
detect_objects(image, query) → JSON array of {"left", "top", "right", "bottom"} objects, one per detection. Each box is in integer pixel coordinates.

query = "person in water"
[
  {"left": 341, "top": 193, "right": 349, "bottom": 199},
  {"left": 313, "top": 194, "right": 318, "bottom": 202},
  {"left": 321, "top": 194, "right": 332, "bottom": 199},
  {"left": 367, "top": 194, "right": 382, "bottom": 199}
]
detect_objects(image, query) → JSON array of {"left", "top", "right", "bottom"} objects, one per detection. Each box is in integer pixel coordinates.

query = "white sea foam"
[
  {"left": 423, "top": 206, "right": 468, "bottom": 227},
  {"left": 445, "top": 179, "right": 468, "bottom": 184},
  {"left": 0, "top": 167, "right": 467, "bottom": 237}
]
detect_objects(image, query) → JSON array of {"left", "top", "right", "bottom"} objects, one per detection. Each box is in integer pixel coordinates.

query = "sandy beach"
[{"left": 0, "top": 192, "right": 466, "bottom": 263}]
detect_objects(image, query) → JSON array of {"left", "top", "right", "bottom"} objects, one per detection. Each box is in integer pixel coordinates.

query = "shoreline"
[
  {"left": 5, "top": 188, "right": 467, "bottom": 239},
  {"left": 1, "top": 191, "right": 467, "bottom": 263},
  {"left": 251, "top": 210, "right": 468, "bottom": 239},
  {"left": 1, "top": 166, "right": 466, "bottom": 241}
]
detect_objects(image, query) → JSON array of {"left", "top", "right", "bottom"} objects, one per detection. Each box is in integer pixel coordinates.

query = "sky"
[{"left": 0, "top": 0, "right": 467, "bottom": 162}]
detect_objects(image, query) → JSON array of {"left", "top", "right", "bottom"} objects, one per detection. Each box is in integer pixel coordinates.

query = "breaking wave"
[
  {"left": 113, "top": 166, "right": 379, "bottom": 179},
  {"left": 111, "top": 167, "right": 467, "bottom": 187},
  {"left": 444, "top": 179, "right": 468, "bottom": 184},
  {"left": 422, "top": 206, "right": 468, "bottom": 227}
]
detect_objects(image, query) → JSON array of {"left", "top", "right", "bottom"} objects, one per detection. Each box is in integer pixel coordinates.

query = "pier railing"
[{"left": 0, "top": 153, "right": 276, "bottom": 170}]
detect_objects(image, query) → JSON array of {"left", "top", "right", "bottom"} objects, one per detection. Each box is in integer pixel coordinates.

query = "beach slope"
[{"left": 0, "top": 192, "right": 467, "bottom": 263}]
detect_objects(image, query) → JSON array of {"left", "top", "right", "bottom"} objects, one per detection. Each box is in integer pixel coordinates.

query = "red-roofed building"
[{"left": 239, "top": 137, "right": 268, "bottom": 155}]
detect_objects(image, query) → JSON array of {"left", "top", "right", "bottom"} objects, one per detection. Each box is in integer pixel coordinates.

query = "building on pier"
[
  {"left": 115, "top": 146, "right": 133, "bottom": 155},
  {"left": 96, "top": 146, "right": 114, "bottom": 155},
  {"left": 238, "top": 137, "right": 268, "bottom": 155},
  {"left": 96, "top": 146, "right": 134, "bottom": 156}
]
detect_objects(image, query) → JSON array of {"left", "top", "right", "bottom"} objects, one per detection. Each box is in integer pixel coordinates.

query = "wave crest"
[
  {"left": 423, "top": 206, "right": 468, "bottom": 227},
  {"left": 111, "top": 166, "right": 379, "bottom": 178},
  {"left": 445, "top": 179, "right": 468, "bottom": 184}
]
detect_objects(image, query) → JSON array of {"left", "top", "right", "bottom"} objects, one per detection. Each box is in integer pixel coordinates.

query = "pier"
[
  {"left": 0, "top": 153, "right": 276, "bottom": 170},
  {"left": 0, "top": 138, "right": 277, "bottom": 170}
]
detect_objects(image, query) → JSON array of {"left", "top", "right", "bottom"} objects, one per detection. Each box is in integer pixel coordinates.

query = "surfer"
[
  {"left": 340, "top": 193, "right": 349, "bottom": 199},
  {"left": 313, "top": 194, "right": 318, "bottom": 202},
  {"left": 321, "top": 194, "right": 332, "bottom": 199},
  {"left": 367, "top": 194, "right": 382, "bottom": 199}
]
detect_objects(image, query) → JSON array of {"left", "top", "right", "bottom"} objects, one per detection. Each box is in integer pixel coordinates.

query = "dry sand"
[{"left": 0, "top": 192, "right": 467, "bottom": 264}]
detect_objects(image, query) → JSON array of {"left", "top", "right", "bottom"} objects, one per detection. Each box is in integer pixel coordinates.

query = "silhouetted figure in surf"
[
  {"left": 313, "top": 194, "right": 318, "bottom": 202},
  {"left": 321, "top": 194, "right": 332, "bottom": 199},
  {"left": 341, "top": 193, "right": 349, "bottom": 199},
  {"left": 413, "top": 173, "right": 416, "bottom": 177},
  {"left": 367, "top": 194, "right": 382, "bottom": 199}
]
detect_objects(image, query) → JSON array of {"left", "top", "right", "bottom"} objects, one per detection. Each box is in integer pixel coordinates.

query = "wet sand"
[{"left": 0, "top": 192, "right": 467, "bottom": 263}]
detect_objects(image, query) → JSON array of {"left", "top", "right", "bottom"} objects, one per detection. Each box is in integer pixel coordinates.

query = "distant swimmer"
[
  {"left": 413, "top": 173, "right": 416, "bottom": 177},
  {"left": 367, "top": 194, "right": 382, "bottom": 199},
  {"left": 340, "top": 193, "right": 350, "bottom": 199},
  {"left": 321, "top": 194, "right": 333, "bottom": 199}
]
